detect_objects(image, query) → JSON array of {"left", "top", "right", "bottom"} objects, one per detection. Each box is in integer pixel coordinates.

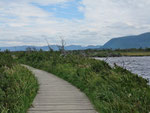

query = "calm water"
[{"left": 95, "top": 56, "right": 150, "bottom": 83}]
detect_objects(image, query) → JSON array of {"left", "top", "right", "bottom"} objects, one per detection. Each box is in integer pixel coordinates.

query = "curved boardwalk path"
[{"left": 25, "top": 66, "right": 97, "bottom": 113}]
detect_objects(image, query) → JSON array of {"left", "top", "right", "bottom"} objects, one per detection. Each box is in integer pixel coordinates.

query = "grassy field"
[
  {"left": 0, "top": 52, "right": 39, "bottom": 113},
  {"left": 120, "top": 51, "right": 150, "bottom": 56},
  {"left": 71, "top": 48, "right": 150, "bottom": 57},
  {"left": 16, "top": 51, "right": 150, "bottom": 113}
]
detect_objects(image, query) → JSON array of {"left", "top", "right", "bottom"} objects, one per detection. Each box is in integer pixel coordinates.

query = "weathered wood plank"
[{"left": 25, "top": 66, "right": 97, "bottom": 113}]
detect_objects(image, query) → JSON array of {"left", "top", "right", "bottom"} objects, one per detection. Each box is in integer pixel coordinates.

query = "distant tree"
[
  {"left": 39, "top": 49, "right": 43, "bottom": 52},
  {"left": 26, "top": 47, "right": 32, "bottom": 52},
  {"left": 58, "top": 36, "right": 66, "bottom": 55},
  {"left": 146, "top": 48, "right": 150, "bottom": 51},
  {"left": 5, "top": 49, "right": 10, "bottom": 53}
]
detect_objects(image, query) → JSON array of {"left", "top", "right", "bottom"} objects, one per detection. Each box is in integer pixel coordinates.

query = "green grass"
[
  {"left": 0, "top": 52, "right": 39, "bottom": 113},
  {"left": 17, "top": 51, "right": 150, "bottom": 113},
  {"left": 71, "top": 48, "right": 150, "bottom": 57},
  {"left": 120, "top": 52, "right": 150, "bottom": 56}
]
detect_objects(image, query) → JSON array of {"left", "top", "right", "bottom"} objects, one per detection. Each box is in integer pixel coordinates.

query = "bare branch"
[
  {"left": 59, "top": 36, "right": 66, "bottom": 55},
  {"left": 43, "top": 36, "right": 53, "bottom": 52}
]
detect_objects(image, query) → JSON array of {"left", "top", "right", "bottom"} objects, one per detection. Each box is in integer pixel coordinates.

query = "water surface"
[{"left": 96, "top": 56, "right": 150, "bottom": 83}]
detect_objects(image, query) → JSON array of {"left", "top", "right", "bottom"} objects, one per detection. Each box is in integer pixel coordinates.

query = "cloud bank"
[{"left": 0, "top": 0, "right": 150, "bottom": 47}]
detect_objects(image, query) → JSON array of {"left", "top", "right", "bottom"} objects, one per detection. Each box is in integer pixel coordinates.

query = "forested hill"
[{"left": 102, "top": 32, "right": 150, "bottom": 49}]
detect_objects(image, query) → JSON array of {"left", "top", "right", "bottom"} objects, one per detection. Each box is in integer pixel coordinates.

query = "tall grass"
[
  {"left": 17, "top": 51, "right": 150, "bottom": 113},
  {"left": 0, "top": 52, "right": 39, "bottom": 113}
]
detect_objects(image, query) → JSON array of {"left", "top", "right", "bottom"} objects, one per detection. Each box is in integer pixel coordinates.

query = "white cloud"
[
  {"left": 0, "top": 0, "right": 150, "bottom": 47},
  {"left": 81, "top": 0, "right": 150, "bottom": 31}
]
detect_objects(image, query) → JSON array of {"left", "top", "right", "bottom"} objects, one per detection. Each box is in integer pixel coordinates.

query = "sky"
[{"left": 0, "top": 0, "right": 150, "bottom": 47}]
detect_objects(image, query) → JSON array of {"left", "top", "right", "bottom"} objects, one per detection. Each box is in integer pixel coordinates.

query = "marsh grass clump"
[
  {"left": 17, "top": 51, "right": 150, "bottom": 113},
  {"left": 0, "top": 52, "right": 38, "bottom": 113}
]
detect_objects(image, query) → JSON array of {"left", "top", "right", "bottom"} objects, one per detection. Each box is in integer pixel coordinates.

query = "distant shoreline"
[{"left": 94, "top": 55, "right": 150, "bottom": 58}]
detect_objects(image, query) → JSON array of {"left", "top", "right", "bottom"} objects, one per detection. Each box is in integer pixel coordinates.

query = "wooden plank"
[{"left": 24, "top": 65, "right": 97, "bottom": 113}]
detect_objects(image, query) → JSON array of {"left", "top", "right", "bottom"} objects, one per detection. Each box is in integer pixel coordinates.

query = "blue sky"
[
  {"left": 32, "top": 0, "right": 84, "bottom": 20},
  {"left": 0, "top": 0, "right": 150, "bottom": 47}
]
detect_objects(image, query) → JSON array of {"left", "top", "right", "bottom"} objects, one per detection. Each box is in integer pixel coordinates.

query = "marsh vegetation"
[{"left": 16, "top": 50, "right": 150, "bottom": 113}]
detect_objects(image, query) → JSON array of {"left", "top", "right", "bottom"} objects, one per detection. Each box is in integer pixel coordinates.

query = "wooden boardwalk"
[{"left": 26, "top": 66, "right": 97, "bottom": 113}]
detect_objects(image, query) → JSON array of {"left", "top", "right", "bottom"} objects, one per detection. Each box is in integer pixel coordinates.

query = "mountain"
[
  {"left": 65, "top": 45, "right": 101, "bottom": 50},
  {"left": 0, "top": 45, "right": 101, "bottom": 51},
  {"left": 102, "top": 32, "right": 150, "bottom": 49}
]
